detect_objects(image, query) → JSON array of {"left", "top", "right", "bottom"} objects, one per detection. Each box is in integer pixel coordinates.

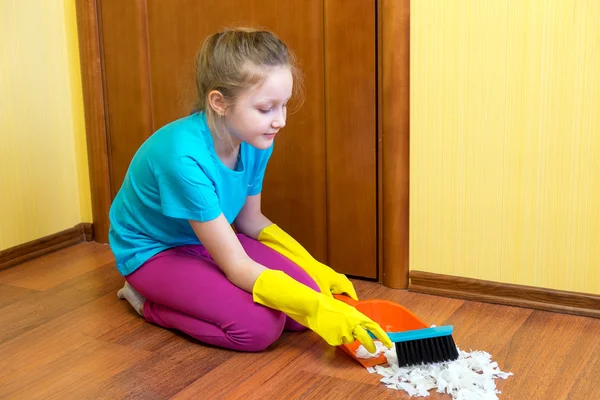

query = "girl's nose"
[{"left": 272, "top": 111, "right": 286, "bottom": 129}]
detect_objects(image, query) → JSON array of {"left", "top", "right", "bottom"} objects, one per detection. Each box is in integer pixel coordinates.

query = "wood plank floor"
[{"left": 0, "top": 242, "right": 598, "bottom": 399}]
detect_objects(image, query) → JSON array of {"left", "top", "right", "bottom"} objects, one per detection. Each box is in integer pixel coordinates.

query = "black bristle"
[{"left": 394, "top": 335, "right": 459, "bottom": 368}]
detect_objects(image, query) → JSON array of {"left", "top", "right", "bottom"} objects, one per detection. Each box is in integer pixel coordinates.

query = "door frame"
[
  {"left": 378, "top": 0, "right": 410, "bottom": 288},
  {"left": 74, "top": 0, "right": 410, "bottom": 288}
]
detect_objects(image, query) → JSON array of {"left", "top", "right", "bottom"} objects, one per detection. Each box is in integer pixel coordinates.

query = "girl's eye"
[{"left": 259, "top": 108, "right": 272, "bottom": 114}]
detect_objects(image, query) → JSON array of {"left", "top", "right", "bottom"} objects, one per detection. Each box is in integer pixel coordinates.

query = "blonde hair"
[{"left": 193, "top": 27, "right": 303, "bottom": 147}]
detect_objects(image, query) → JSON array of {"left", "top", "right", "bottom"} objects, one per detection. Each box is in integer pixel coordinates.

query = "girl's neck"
[{"left": 214, "top": 136, "right": 241, "bottom": 170}]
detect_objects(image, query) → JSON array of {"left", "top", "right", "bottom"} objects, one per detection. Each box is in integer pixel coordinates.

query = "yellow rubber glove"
[
  {"left": 252, "top": 269, "right": 392, "bottom": 353},
  {"left": 258, "top": 224, "right": 358, "bottom": 300}
]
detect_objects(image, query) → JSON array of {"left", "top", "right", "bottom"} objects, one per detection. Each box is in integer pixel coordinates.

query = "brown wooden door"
[{"left": 96, "top": 0, "right": 377, "bottom": 278}]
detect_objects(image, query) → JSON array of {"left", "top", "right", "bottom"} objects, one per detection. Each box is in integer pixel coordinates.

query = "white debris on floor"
[
  {"left": 354, "top": 340, "right": 389, "bottom": 359},
  {"left": 357, "top": 343, "right": 513, "bottom": 399}
]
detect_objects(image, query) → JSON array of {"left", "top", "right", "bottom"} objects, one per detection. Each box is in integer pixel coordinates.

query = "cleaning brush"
[{"left": 369, "top": 325, "right": 459, "bottom": 367}]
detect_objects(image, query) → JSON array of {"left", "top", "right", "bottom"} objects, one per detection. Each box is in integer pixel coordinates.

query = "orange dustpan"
[{"left": 333, "top": 294, "right": 429, "bottom": 368}]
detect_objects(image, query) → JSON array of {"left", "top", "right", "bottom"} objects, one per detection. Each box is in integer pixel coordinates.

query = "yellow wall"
[
  {"left": 410, "top": 0, "right": 600, "bottom": 294},
  {"left": 0, "top": 0, "right": 91, "bottom": 251}
]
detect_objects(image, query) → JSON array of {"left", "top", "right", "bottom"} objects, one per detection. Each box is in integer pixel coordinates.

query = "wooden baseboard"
[
  {"left": 0, "top": 223, "right": 94, "bottom": 270},
  {"left": 409, "top": 271, "right": 600, "bottom": 319}
]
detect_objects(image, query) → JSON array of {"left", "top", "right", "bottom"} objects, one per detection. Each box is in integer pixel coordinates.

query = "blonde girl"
[{"left": 110, "top": 28, "right": 391, "bottom": 354}]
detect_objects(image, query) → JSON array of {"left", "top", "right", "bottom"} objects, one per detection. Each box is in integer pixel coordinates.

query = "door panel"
[
  {"left": 96, "top": 0, "right": 376, "bottom": 277},
  {"left": 99, "top": 0, "right": 154, "bottom": 195},
  {"left": 325, "top": 0, "right": 377, "bottom": 278}
]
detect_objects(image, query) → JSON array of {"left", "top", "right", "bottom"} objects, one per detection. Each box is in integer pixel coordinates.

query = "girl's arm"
[
  {"left": 233, "top": 193, "right": 272, "bottom": 240},
  {"left": 191, "top": 213, "right": 391, "bottom": 354},
  {"left": 189, "top": 214, "right": 266, "bottom": 292}
]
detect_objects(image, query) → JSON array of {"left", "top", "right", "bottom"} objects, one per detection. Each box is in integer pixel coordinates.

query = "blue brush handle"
[{"left": 368, "top": 325, "right": 454, "bottom": 343}]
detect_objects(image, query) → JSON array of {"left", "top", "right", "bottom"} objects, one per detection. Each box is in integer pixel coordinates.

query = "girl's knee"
[
  {"left": 284, "top": 317, "right": 308, "bottom": 332},
  {"left": 229, "top": 308, "right": 286, "bottom": 352}
]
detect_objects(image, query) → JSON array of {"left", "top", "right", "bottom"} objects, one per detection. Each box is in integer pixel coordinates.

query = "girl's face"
[{"left": 224, "top": 66, "right": 293, "bottom": 150}]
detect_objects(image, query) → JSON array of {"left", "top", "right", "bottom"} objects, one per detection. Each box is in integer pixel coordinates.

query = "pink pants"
[{"left": 125, "top": 234, "right": 319, "bottom": 352}]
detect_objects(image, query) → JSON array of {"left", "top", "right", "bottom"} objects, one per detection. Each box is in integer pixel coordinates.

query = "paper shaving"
[
  {"left": 355, "top": 340, "right": 389, "bottom": 359},
  {"left": 355, "top": 343, "right": 513, "bottom": 399}
]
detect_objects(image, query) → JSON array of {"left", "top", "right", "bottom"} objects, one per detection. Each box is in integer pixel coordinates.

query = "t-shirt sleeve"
[
  {"left": 155, "top": 155, "right": 221, "bottom": 221},
  {"left": 247, "top": 143, "right": 274, "bottom": 196}
]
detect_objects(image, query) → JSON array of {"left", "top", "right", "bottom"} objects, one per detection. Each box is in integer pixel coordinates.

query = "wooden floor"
[{"left": 1, "top": 242, "right": 599, "bottom": 399}]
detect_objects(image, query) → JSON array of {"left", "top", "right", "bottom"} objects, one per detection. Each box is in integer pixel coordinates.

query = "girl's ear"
[{"left": 208, "top": 90, "right": 226, "bottom": 116}]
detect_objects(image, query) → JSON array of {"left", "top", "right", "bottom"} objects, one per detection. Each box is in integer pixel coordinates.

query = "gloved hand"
[
  {"left": 252, "top": 269, "right": 392, "bottom": 353},
  {"left": 258, "top": 224, "right": 358, "bottom": 300}
]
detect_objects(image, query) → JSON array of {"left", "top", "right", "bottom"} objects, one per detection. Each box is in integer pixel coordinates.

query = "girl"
[{"left": 109, "top": 28, "right": 392, "bottom": 354}]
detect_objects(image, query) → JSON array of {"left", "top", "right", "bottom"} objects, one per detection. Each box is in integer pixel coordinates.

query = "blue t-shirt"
[{"left": 108, "top": 112, "right": 273, "bottom": 276}]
